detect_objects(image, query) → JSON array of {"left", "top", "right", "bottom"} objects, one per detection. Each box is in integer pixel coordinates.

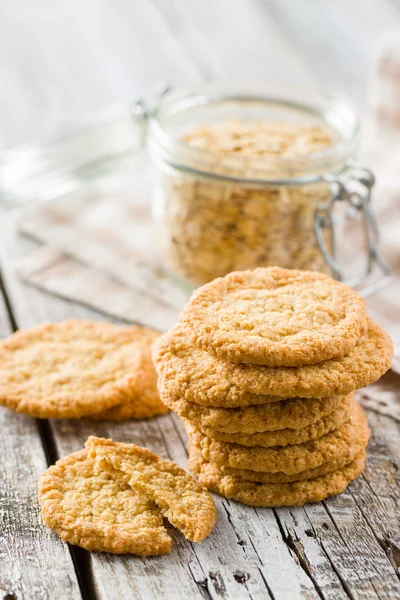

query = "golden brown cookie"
[
  {"left": 0, "top": 320, "right": 162, "bottom": 419},
  {"left": 187, "top": 402, "right": 370, "bottom": 474},
  {"left": 186, "top": 395, "right": 353, "bottom": 448},
  {"left": 180, "top": 267, "right": 368, "bottom": 366},
  {"left": 89, "top": 383, "right": 168, "bottom": 421},
  {"left": 87, "top": 437, "right": 216, "bottom": 543},
  {"left": 188, "top": 440, "right": 364, "bottom": 483},
  {"left": 218, "top": 318, "right": 393, "bottom": 398},
  {"left": 159, "top": 384, "right": 348, "bottom": 433},
  {"left": 38, "top": 449, "right": 171, "bottom": 556},
  {"left": 211, "top": 452, "right": 365, "bottom": 484},
  {"left": 189, "top": 444, "right": 366, "bottom": 507},
  {"left": 153, "top": 326, "right": 281, "bottom": 408}
]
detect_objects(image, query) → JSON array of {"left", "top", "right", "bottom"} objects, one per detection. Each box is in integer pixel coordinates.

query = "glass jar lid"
[{"left": 148, "top": 82, "right": 360, "bottom": 184}]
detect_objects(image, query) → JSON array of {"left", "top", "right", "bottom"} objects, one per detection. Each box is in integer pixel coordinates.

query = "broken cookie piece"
[
  {"left": 86, "top": 436, "right": 216, "bottom": 543},
  {"left": 39, "top": 437, "right": 216, "bottom": 555},
  {"left": 38, "top": 449, "right": 172, "bottom": 556}
]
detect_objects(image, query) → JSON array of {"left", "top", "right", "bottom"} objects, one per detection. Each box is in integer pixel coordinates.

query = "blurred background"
[
  {"left": 0, "top": 0, "right": 399, "bottom": 150},
  {"left": 0, "top": 0, "right": 399, "bottom": 348}
]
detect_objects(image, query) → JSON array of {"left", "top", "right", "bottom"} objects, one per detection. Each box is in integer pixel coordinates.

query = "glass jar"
[{"left": 145, "top": 82, "right": 390, "bottom": 295}]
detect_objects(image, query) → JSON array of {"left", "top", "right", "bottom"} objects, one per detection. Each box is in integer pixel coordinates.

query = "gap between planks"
[{"left": 0, "top": 273, "right": 83, "bottom": 600}]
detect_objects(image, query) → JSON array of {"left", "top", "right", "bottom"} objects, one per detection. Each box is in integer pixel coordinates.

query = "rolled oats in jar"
[
  {"left": 147, "top": 83, "right": 388, "bottom": 293},
  {"left": 164, "top": 121, "right": 334, "bottom": 285}
]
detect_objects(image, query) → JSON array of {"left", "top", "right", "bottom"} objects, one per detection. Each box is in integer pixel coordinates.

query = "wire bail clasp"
[
  {"left": 314, "top": 161, "right": 392, "bottom": 296},
  {"left": 130, "top": 83, "right": 171, "bottom": 148}
]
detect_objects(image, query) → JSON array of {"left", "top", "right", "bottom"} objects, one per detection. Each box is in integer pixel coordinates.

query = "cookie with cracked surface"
[
  {"left": 180, "top": 267, "right": 368, "bottom": 366},
  {"left": 189, "top": 444, "right": 366, "bottom": 507},
  {"left": 159, "top": 384, "right": 348, "bottom": 433},
  {"left": 185, "top": 394, "right": 353, "bottom": 448},
  {"left": 218, "top": 318, "right": 393, "bottom": 398},
  {"left": 186, "top": 402, "right": 370, "bottom": 474},
  {"left": 153, "top": 326, "right": 283, "bottom": 407},
  {"left": 38, "top": 449, "right": 171, "bottom": 556},
  {"left": 87, "top": 436, "right": 216, "bottom": 543},
  {"left": 0, "top": 319, "right": 164, "bottom": 419}
]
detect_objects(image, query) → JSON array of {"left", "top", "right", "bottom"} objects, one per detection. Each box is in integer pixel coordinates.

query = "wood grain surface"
[
  {"left": 0, "top": 1, "right": 399, "bottom": 599},
  {"left": 1, "top": 210, "right": 399, "bottom": 600},
  {"left": 0, "top": 288, "right": 82, "bottom": 600}
]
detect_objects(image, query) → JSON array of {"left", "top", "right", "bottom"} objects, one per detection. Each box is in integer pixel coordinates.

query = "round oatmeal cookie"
[
  {"left": 186, "top": 402, "right": 370, "bottom": 474},
  {"left": 90, "top": 381, "right": 168, "bottom": 421},
  {"left": 159, "top": 384, "right": 348, "bottom": 433},
  {"left": 189, "top": 441, "right": 365, "bottom": 483},
  {"left": 186, "top": 395, "right": 353, "bottom": 448},
  {"left": 87, "top": 436, "right": 216, "bottom": 543},
  {"left": 218, "top": 318, "right": 393, "bottom": 398},
  {"left": 189, "top": 444, "right": 366, "bottom": 507},
  {"left": 153, "top": 326, "right": 291, "bottom": 408},
  {"left": 215, "top": 452, "right": 364, "bottom": 484},
  {"left": 180, "top": 267, "right": 368, "bottom": 366},
  {"left": 0, "top": 320, "right": 161, "bottom": 419},
  {"left": 90, "top": 395, "right": 168, "bottom": 421},
  {"left": 38, "top": 449, "right": 172, "bottom": 556}
]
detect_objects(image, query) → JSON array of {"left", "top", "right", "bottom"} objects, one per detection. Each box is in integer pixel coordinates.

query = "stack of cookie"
[{"left": 153, "top": 267, "right": 393, "bottom": 507}]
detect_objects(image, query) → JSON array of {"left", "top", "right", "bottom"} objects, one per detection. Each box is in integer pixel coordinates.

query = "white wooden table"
[{"left": 0, "top": 2, "right": 400, "bottom": 599}]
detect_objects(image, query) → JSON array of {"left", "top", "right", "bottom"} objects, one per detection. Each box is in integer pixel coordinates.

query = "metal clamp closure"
[
  {"left": 314, "top": 161, "right": 392, "bottom": 296},
  {"left": 129, "top": 83, "right": 171, "bottom": 148}
]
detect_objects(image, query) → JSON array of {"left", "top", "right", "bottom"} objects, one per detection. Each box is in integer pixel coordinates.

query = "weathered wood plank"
[
  {"left": 301, "top": 409, "right": 400, "bottom": 600},
  {"left": 302, "top": 498, "right": 399, "bottom": 600},
  {"left": 277, "top": 458, "right": 400, "bottom": 600},
  {"left": 0, "top": 283, "right": 82, "bottom": 600},
  {"left": 276, "top": 506, "right": 349, "bottom": 600},
  {"left": 275, "top": 409, "right": 400, "bottom": 600},
  {"left": 349, "top": 411, "right": 400, "bottom": 579}
]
